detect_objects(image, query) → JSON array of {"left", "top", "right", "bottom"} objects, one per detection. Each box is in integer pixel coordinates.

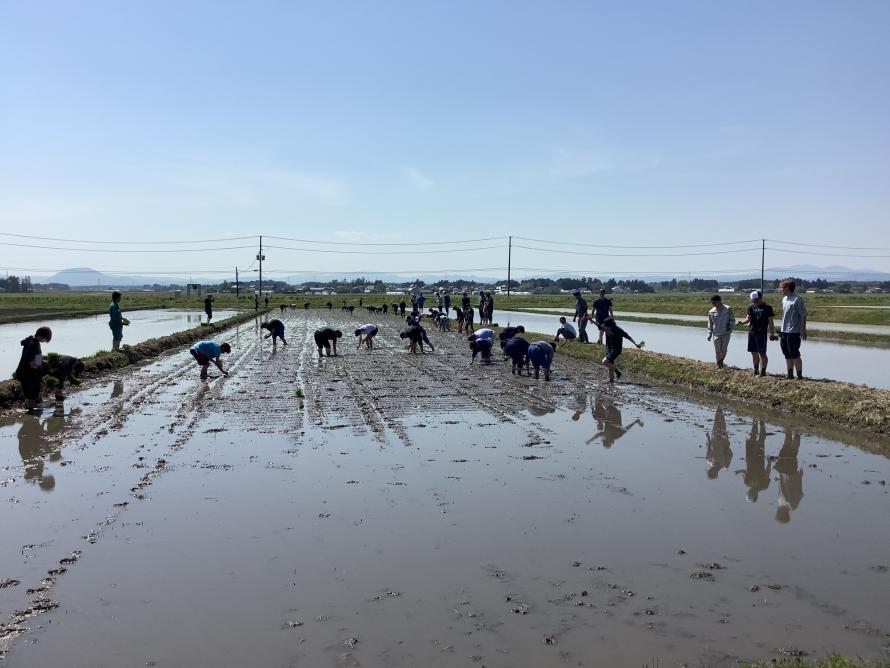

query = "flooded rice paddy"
[
  {"left": 494, "top": 309, "right": 890, "bottom": 390},
  {"left": 0, "top": 309, "right": 238, "bottom": 372},
  {"left": 1, "top": 311, "right": 888, "bottom": 667}
]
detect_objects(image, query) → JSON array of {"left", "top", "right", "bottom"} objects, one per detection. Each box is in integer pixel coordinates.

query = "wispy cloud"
[{"left": 404, "top": 166, "right": 434, "bottom": 190}]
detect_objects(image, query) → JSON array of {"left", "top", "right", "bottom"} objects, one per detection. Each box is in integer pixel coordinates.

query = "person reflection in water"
[
  {"left": 774, "top": 428, "right": 803, "bottom": 524},
  {"left": 706, "top": 407, "right": 733, "bottom": 479},
  {"left": 111, "top": 380, "right": 125, "bottom": 400},
  {"left": 17, "top": 408, "right": 68, "bottom": 492},
  {"left": 588, "top": 398, "right": 643, "bottom": 449},
  {"left": 735, "top": 419, "right": 772, "bottom": 502}
]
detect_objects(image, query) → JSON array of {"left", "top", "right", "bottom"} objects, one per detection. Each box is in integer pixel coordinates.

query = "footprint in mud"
[{"left": 0, "top": 579, "right": 20, "bottom": 589}]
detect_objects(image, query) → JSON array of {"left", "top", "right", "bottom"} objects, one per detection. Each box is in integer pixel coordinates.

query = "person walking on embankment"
[
  {"left": 738, "top": 291, "right": 776, "bottom": 376},
  {"left": 592, "top": 289, "right": 613, "bottom": 344},
  {"left": 204, "top": 294, "right": 214, "bottom": 323},
  {"left": 109, "top": 291, "right": 129, "bottom": 352},
  {"left": 707, "top": 294, "right": 735, "bottom": 368},
  {"left": 779, "top": 279, "right": 807, "bottom": 380},
  {"left": 572, "top": 290, "right": 589, "bottom": 344}
]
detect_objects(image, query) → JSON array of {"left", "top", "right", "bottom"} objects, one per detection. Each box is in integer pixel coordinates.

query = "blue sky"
[{"left": 2, "top": 0, "right": 889, "bottom": 280}]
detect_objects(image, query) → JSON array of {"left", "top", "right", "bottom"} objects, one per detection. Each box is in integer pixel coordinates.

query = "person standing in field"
[
  {"left": 260, "top": 319, "right": 287, "bottom": 346},
  {"left": 443, "top": 292, "right": 451, "bottom": 315},
  {"left": 109, "top": 291, "right": 128, "bottom": 352},
  {"left": 204, "top": 294, "right": 214, "bottom": 323},
  {"left": 354, "top": 323, "right": 379, "bottom": 350},
  {"left": 738, "top": 291, "right": 776, "bottom": 376},
  {"left": 779, "top": 279, "right": 807, "bottom": 379},
  {"left": 707, "top": 294, "right": 735, "bottom": 368},
  {"left": 572, "top": 290, "right": 589, "bottom": 344},
  {"left": 592, "top": 289, "right": 613, "bottom": 345},
  {"left": 485, "top": 292, "right": 494, "bottom": 325},
  {"left": 16, "top": 326, "right": 52, "bottom": 409},
  {"left": 189, "top": 340, "right": 231, "bottom": 380},
  {"left": 254, "top": 294, "right": 259, "bottom": 311},
  {"left": 599, "top": 317, "right": 642, "bottom": 382},
  {"left": 399, "top": 299, "right": 406, "bottom": 316}
]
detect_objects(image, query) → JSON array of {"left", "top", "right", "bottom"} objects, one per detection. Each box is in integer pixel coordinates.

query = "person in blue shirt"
[
  {"left": 503, "top": 336, "right": 530, "bottom": 375},
  {"left": 527, "top": 341, "right": 555, "bottom": 380},
  {"left": 109, "top": 291, "right": 128, "bottom": 351},
  {"left": 189, "top": 340, "right": 232, "bottom": 380},
  {"left": 261, "top": 319, "right": 287, "bottom": 347}
]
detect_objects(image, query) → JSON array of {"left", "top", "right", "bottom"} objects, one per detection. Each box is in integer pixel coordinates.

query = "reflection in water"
[
  {"left": 775, "top": 428, "right": 804, "bottom": 524},
  {"left": 706, "top": 407, "right": 733, "bottom": 479},
  {"left": 588, "top": 398, "right": 643, "bottom": 448},
  {"left": 111, "top": 380, "right": 124, "bottom": 399},
  {"left": 17, "top": 407, "right": 73, "bottom": 492},
  {"left": 736, "top": 419, "right": 772, "bottom": 502}
]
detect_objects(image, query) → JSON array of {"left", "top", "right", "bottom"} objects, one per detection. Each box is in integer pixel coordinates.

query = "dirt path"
[{"left": 1, "top": 310, "right": 888, "bottom": 667}]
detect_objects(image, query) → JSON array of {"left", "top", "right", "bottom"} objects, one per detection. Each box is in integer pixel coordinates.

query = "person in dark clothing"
[
  {"left": 204, "top": 294, "right": 214, "bottom": 323},
  {"left": 261, "top": 319, "right": 287, "bottom": 346},
  {"left": 467, "top": 333, "right": 493, "bottom": 364},
  {"left": 382, "top": 303, "right": 388, "bottom": 315},
  {"left": 485, "top": 293, "right": 494, "bottom": 324},
  {"left": 572, "top": 290, "right": 589, "bottom": 344},
  {"left": 279, "top": 303, "right": 286, "bottom": 313},
  {"left": 314, "top": 328, "right": 342, "bottom": 356},
  {"left": 400, "top": 325, "right": 427, "bottom": 353},
  {"left": 254, "top": 294, "right": 259, "bottom": 311},
  {"left": 599, "top": 317, "right": 642, "bottom": 382},
  {"left": 738, "top": 290, "right": 776, "bottom": 376},
  {"left": 526, "top": 341, "right": 555, "bottom": 380},
  {"left": 109, "top": 291, "right": 127, "bottom": 351},
  {"left": 399, "top": 300, "right": 406, "bottom": 316},
  {"left": 443, "top": 293, "right": 451, "bottom": 314},
  {"left": 461, "top": 292, "right": 471, "bottom": 311},
  {"left": 498, "top": 325, "right": 525, "bottom": 351},
  {"left": 16, "top": 326, "right": 53, "bottom": 409},
  {"left": 264, "top": 296, "right": 269, "bottom": 308},
  {"left": 503, "top": 336, "right": 530, "bottom": 375},
  {"left": 592, "top": 289, "right": 613, "bottom": 345},
  {"left": 50, "top": 355, "right": 84, "bottom": 401},
  {"left": 464, "top": 306, "right": 474, "bottom": 333},
  {"left": 326, "top": 301, "right": 333, "bottom": 310}
]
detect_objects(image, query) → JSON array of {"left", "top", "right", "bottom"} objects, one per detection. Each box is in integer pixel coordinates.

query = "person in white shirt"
[
  {"left": 553, "top": 317, "right": 577, "bottom": 343},
  {"left": 707, "top": 295, "right": 735, "bottom": 368},
  {"left": 354, "top": 324, "right": 379, "bottom": 350}
]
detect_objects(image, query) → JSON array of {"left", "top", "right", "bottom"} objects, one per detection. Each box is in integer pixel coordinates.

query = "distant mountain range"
[{"left": 38, "top": 265, "right": 890, "bottom": 288}]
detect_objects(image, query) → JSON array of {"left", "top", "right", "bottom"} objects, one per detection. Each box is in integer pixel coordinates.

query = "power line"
[
  {"left": 0, "top": 232, "right": 257, "bottom": 245},
  {"left": 513, "top": 236, "right": 762, "bottom": 249},
  {"left": 766, "top": 245, "right": 890, "bottom": 259},
  {"left": 0, "top": 241, "right": 256, "bottom": 253},
  {"left": 768, "top": 238, "right": 890, "bottom": 251},
  {"left": 264, "top": 234, "right": 508, "bottom": 246},
  {"left": 264, "top": 244, "right": 505, "bottom": 255},
  {"left": 511, "top": 244, "right": 763, "bottom": 257}
]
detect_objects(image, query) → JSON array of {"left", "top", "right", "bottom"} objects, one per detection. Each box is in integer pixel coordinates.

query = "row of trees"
[{"left": 0, "top": 275, "right": 33, "bottom": 292}]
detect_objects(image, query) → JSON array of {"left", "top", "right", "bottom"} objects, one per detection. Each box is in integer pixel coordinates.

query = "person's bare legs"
[
  {"left": 794, "top": 357, "right": 802, "bottom": 379},
  {"left": 751, "top": 352, "right": 761, "bottom": 374}
]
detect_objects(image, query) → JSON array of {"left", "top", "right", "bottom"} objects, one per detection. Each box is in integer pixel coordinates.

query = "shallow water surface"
[
  {"left": 0, "top": 308, "right": 238, "bottom": 372},
  {"left": 1, "top": 311, "right": 888, "bottom": 667}
]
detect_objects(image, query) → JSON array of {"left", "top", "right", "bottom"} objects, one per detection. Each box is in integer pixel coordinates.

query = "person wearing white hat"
[{"left": 738, "top": 291, "right": 776, "bottom": 376}]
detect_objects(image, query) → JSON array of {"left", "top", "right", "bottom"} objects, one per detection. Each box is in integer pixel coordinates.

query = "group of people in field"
[
  {"left": 707, "top": 279, "right": 808, "bottom": 379},
  {"left": 13, "top": 280, "right": 814, "bottom": 410}
]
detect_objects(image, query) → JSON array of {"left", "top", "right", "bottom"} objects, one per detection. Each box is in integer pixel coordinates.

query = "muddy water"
[
  {"left": 494, "top": 309, "right": 890, "bottom": 389},
  {"left": 0, "top": 309, "right": 238, "bottom": 371},
  {"left": 1, "top": 311, "right": 888, "bottom": 667}
]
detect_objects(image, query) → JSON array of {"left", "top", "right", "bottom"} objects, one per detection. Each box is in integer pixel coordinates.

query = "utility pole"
[
  {"left": 507, "top": 236, "right": 512, "bottom": 299},
  {"left": 235, "top": 267, "right": 240, "bottom": 298},
  {"left": 256, "top": 236, "right": 265, "bottom": 300},
  {"left": 761, "top": 239, "right": 766, "bottom": 294}
]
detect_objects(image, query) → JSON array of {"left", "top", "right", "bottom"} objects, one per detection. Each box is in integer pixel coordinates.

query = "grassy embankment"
[
  {"left": 0, "top": 292, "right": 252, "bottom": 324},
  {"left": 0, "top": 309, "right": 266, "bottom": 408},
  {"left": 742, "top": 657, "right": 890, "bottom": 668},
  {"left": 506, "top": 326, "right": 890, "bottom": 436}
]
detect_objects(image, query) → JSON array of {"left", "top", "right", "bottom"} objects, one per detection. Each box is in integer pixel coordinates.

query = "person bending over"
[
  {"left": 189, "top": 340, "right": 232, "bottom": 380},
  {"left": 314, "top": 328, "right": 342, "bottom": 357},
  {"left": 503, "top": 336, "right": 530, "bottom": 375},
  {"left": 16, "top": 326, "right": 52, "bottom": 409},
  {"left": 261, "top": 319, "right": 287, "bottom": 346},
  {"left": 355, "top": 323, "right": 379, "bottom": 350},
  {"left": 498, "top": 325, "right": 525, "bottom": 351},
  {"left": 526, "top": 341, "right": 555, "bottom": 380},
  {"left": 400, "top": 325, "right": 427, "bottom": 354},
  {"left": 468, "top": 334, "right": 493, "bottom": 365}
]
